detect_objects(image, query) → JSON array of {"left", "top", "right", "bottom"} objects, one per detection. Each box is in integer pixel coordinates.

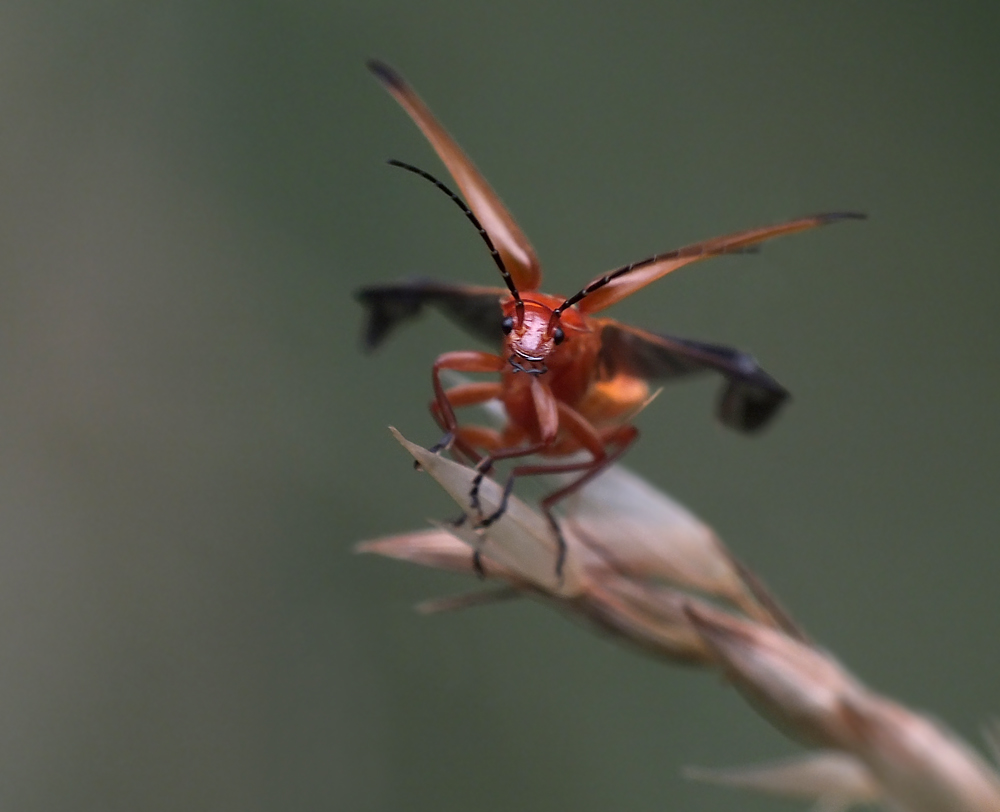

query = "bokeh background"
[{"left": 0, "top": 3, "right": 997, "bottom": 810}]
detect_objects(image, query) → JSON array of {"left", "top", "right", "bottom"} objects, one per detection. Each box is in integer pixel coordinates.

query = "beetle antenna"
[
  {"left": 552, "top": 251, "right": 676, "bottom": 317},
  {"left": 387, "top": 159, "right": 524, "bottom": 320},
  {"left": 555, "top": 246, "right": 764, "bottom": 315},
  {"left": 553, "top": 211, "right": 866, "bottom": 317}
]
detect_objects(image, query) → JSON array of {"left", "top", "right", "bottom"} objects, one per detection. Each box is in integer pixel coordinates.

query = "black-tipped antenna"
[
  {"left": 552, "top": 250, "right": 683, "bottom": 317},
  {"left": 551, "top": 211, "right": 867, "bottom": 318},
  {"left": 386, "top": 159, "right": 524, "bottom": 319}
]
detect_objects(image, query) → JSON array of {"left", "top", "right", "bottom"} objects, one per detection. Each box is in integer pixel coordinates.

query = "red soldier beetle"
[{"left": 359, "top": 60, "right": 864, "bottom": 575}]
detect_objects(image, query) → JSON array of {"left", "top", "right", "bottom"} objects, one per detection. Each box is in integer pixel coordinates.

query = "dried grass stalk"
[{"left": 356, "top": 430, "right": 1000, "bottom": 812}]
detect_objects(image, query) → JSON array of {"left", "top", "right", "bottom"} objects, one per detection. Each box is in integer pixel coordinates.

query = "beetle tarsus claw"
[{"left": 428, "top": 431, "right": 454, "bottom": 455}]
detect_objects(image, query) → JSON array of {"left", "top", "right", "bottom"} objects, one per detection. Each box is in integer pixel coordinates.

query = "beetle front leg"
[
  {"left": 428, "top": 380, "right": 504, "bottom": 464},
  {"left": 428, "top": 351, "right": 506, "bottom": 455}
]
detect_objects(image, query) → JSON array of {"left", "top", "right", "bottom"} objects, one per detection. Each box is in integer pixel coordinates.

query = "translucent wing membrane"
[
  {"left": 598, "top": 321, "right": 789, "bottom": 432},
  {"left": 355, "top": 279, "right": 508, "bottom": 350}
]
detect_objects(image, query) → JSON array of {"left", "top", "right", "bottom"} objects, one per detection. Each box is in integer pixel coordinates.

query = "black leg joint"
[
  {"left": 478, "top": 476, "right": 517, "bottom": 528},
  {"left": 428, "top": 431, "right": 454, "bottom": 455}
]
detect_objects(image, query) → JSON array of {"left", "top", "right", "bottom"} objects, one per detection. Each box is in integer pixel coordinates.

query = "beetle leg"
[
  {"left": 470, "top": 438, "right": 550, "bottom": 515},
  {"left": 428, "top": 381, "right": 503, "bottom": 464},
  {"left": 425, "top": 382, "right": 507, "bottom": 546},
  {"left": 539, "top": 423, "right": 639, "bottom": 510},
  {"left": 478, "top": 403, "right": 639, "bottom": 578},
  {"left": 477, "top": 397, "right": 610, "bottom": 518},
  {"left": 432, "top": 351, "right": 505, "bottom": 425},
  {"left": 417, "top": 352, "right": 505, "bottom": 466}
]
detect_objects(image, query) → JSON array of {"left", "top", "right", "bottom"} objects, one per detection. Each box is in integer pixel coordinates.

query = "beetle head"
[{"left": 501, "top": 300, "right": 565, "bottom": 375}]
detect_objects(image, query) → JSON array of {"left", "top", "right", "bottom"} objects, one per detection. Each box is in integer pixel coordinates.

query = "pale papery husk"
[
  {"left": 838, "top": 693, "right": 1000, "bottom": 812},
  {"left": 358, "top": 430, "right": 1000, "bottom": 812},
  {"left": 685, "top": 602, "right": 866, "bottom": 748},
  {"left": 685, "top": 604, "right": 1000, "bottom": 812},
  {"left": 381, "top": 429, "right": 773, "bottom": 661},
  {"left": 438, "top": 383, "right": 777, "bottom": 619},
  {"left": 355, "top": 527, "right": 484, "bottom": 575},
  {"left": 391, "top": 428, "right": 585, "bottom": 596},
  {"left": 393, "top": 427, "right": 784, "bottom": 620},
  {"left": 355, "top": 523, "right": 716, "bottom": 663},
  {"left": 684, "top": 750, "right": 881, "bottom": 811},
  {"left": 557, "top": 462, "right": 763, "bottom": 615}
]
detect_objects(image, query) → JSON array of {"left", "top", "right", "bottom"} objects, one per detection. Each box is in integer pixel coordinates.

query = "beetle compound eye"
[
  {"left": 501, "top": 316, "right": 515, "bottom": 334},
  {"left": 553, "top": 327, "right": 565, "bottom": 345}
]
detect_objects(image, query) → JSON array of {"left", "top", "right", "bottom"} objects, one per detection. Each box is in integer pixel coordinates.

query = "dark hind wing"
[
  {"left": 355, "top": 279, "right": 508, "bottom": 350},
  {"left": 598, "top": 322, "right": 790, "bottom": 432}
]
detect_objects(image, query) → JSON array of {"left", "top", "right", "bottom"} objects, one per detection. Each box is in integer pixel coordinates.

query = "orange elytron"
[{"left": 359, "top": 60, "right": 864, "bottom": 570}]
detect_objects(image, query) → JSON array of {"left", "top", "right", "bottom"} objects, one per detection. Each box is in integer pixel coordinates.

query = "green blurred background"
[{"left": 0, "top": 3, "right": 997, "bottom": 810}]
